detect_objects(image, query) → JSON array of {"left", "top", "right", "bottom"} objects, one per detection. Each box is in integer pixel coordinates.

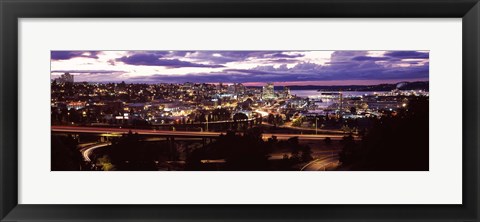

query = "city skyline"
[
  {"left": 51, "top": 50, "right": 429, "bottom": 86},
  {"left": 51, "top": 50, "right": 429, "bottom": 171}
]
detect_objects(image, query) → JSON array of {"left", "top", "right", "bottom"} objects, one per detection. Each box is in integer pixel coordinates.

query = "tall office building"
[
  {"left": 233, "top": 83, "right": 246, "bottom": 95},
  {"left": 56, "top": 72, "right": 74, "bottom": 83},
  {"left": 262, "top": 82, "right": 275, "bottom": 100},
  {"left": 283, "top": 86, "right": 292, "bottom": 99}
]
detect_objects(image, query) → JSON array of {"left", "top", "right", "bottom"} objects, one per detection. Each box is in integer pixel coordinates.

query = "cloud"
[
  {"left": 116, "top": 53, "right": 224, "bottom": 68},
  {"left": 51, "top": 70, "right": 124, "bottom": 74},
  {"left": 51, "top": 50, "right": 429, "bottom": 84},
  {"left": 169, "top": 51, "right": 196, "bottom": 57},
  {"left": 352, "top": 51, "right": 429, "bottom": 62},
  {"left": 269, "top": 53, "right": 304, "bottom": 58},
  {"left": 243, "top": 50, "right": 429, "bottom": 82},
  {"left": 384, "top": 51, "right": 429, "bottom": 59},
  {"left": 182, "top": 51, "right": 304, "bottom": 65},
  {"left": 352, "top": 56, "right": 390, "bottom": 61},
  {"left": 51, "top": 51, "right": 100, "bottom": 60},
  {"left": 269, "top": 59, "right": 300, "bottom": 63},
  {"left": 126, "top": 58, "right": 427, "bottom": 83},
  {"left": 114, "top": 51, "right": 302, "bottom": 67}
]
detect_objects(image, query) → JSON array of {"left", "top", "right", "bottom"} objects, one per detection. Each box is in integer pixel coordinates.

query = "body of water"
[{"left": 290, "top": 90, "right": 380, "bottom": 98}]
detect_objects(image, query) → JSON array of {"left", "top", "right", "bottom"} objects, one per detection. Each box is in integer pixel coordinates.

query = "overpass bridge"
[{"left": 51, "top": 126, "right": 352, "bottom": 141}]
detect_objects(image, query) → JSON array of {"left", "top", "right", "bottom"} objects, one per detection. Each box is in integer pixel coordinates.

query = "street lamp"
[{"left": 206, "top": 116, "right": 209, "bottom": 132}]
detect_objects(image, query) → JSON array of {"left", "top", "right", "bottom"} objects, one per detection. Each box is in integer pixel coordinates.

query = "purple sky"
[{"left": 51, "top": 50, "right": 429, "bottom": 86}]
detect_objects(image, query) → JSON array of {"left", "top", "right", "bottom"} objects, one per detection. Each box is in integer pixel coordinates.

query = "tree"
[
  {"left": 339, "top": 134, "right": 357, "bottom": 165},
  {"left": 350, "top": 106, "right": 357, "bottom": 114},
  {"left": 107, "top": 132, "right": 170, "bottom": 170},
  {"left": 339, "top": 97, "right": 429, "bottom": 171},
  {"left": 198, "top": 127, "right": 270, "bottom": 171},
  {"left": 267, "top": 113, "right": 275, "bottom": 124},
  {"left": 233, "top": 113, "right": 249, "bottom": 131},
  {"left": 212, "top": 108, "right": 231, "bottom": 121},
  {"left": 275, "top": 114, "right": 284, "bottom": 126},
  {"left": 301, "top": 145, "right": 313, "bottom": 162},
  {"left": 96, "top": 155, "right": 115, "bottom": 171},
  {"left": 51, "top": 135, "right": 82, "bottom": 170},
  {"left": 233, "top": 112, "right": 248, "bottom": 121},
  {"left": 287, "top": 137, "right": 302, "bottom": 162},
  {"left": 292, "top": 117, "right": 302, "bottom": 127}
]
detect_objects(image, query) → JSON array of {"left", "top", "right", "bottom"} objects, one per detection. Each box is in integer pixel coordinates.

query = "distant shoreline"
[{"left": 51, "top": 80, "right": 429, "bottom": 92}]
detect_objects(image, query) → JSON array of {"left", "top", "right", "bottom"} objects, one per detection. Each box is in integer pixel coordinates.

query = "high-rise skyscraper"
[
  {"left": 55, "top": 72, "right": 74, "bottom": 83},
  {"left": 262, "top": 82, "right": 275, "bottom": 100},
  {"left": 283, "top": 86, "right": 291, "bottom": 99}
]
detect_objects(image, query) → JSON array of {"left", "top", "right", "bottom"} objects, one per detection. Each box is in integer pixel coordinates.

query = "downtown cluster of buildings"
[
  {"left": 51, "top": 73, "right": 428, "bottom": 131},
  {"left": 53, "top": 72, "right": 74, "bottom": 83}
]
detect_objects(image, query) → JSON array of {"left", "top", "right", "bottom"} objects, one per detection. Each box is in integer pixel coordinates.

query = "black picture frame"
[{"left": 1, "top": 0, "right": 479, "bottom": 221}]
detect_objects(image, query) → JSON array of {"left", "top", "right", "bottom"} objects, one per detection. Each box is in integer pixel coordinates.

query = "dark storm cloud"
[
  {"left": 51, "top": 51, "right": 100, "bottom": 60},
  {"left": 116, "top": 53, "right": 224, "bottom": 68}
]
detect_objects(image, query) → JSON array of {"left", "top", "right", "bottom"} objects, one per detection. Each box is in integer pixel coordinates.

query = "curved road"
[
  {"left": 79, "top": 142, "right": 111, "bottom": 162},
  {"left": 301, "top": 155, "right": 340, "bottom": 171}
]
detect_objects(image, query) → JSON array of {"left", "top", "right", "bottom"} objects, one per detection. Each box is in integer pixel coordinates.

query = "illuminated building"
[
  {"left": 67, "top": 101, "right": 85, "bottom": 110},
  {"left": 283, "top": 86, "right": 291, "bottom": 99},
  {"left": 262, "top": 82, "right": 275, "bottom": 100},
  {"left": 56, "top": 72, "right": 74, "bottom": 83}
]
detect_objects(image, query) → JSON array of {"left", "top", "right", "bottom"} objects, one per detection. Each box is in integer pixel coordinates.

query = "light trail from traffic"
[
  {"left": 79, "top": 142, "right": 111, "bottom": 162},
  {"left": 301, "top": 155, "right": 340, "bottom": 171},
  {"left": 52, "top": 126, "right": 357, "bottom": 141}
]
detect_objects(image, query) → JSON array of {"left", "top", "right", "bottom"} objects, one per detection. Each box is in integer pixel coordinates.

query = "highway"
[
  {"left": 301, "top": 155, "right": 340, "bottom": 171},
  {"left": 261, "top": 122, "right": 345, "bottom": 134},
  {"left": 52, "top": 126, "right": 353, "bottom": 140},
  {"left": 79, "top": 142, "right": 111, "bottom": 161}
]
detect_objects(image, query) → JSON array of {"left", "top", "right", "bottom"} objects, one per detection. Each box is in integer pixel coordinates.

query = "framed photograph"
[{"left": 1, "top": 0, "right": 479, "bottom": 221}]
